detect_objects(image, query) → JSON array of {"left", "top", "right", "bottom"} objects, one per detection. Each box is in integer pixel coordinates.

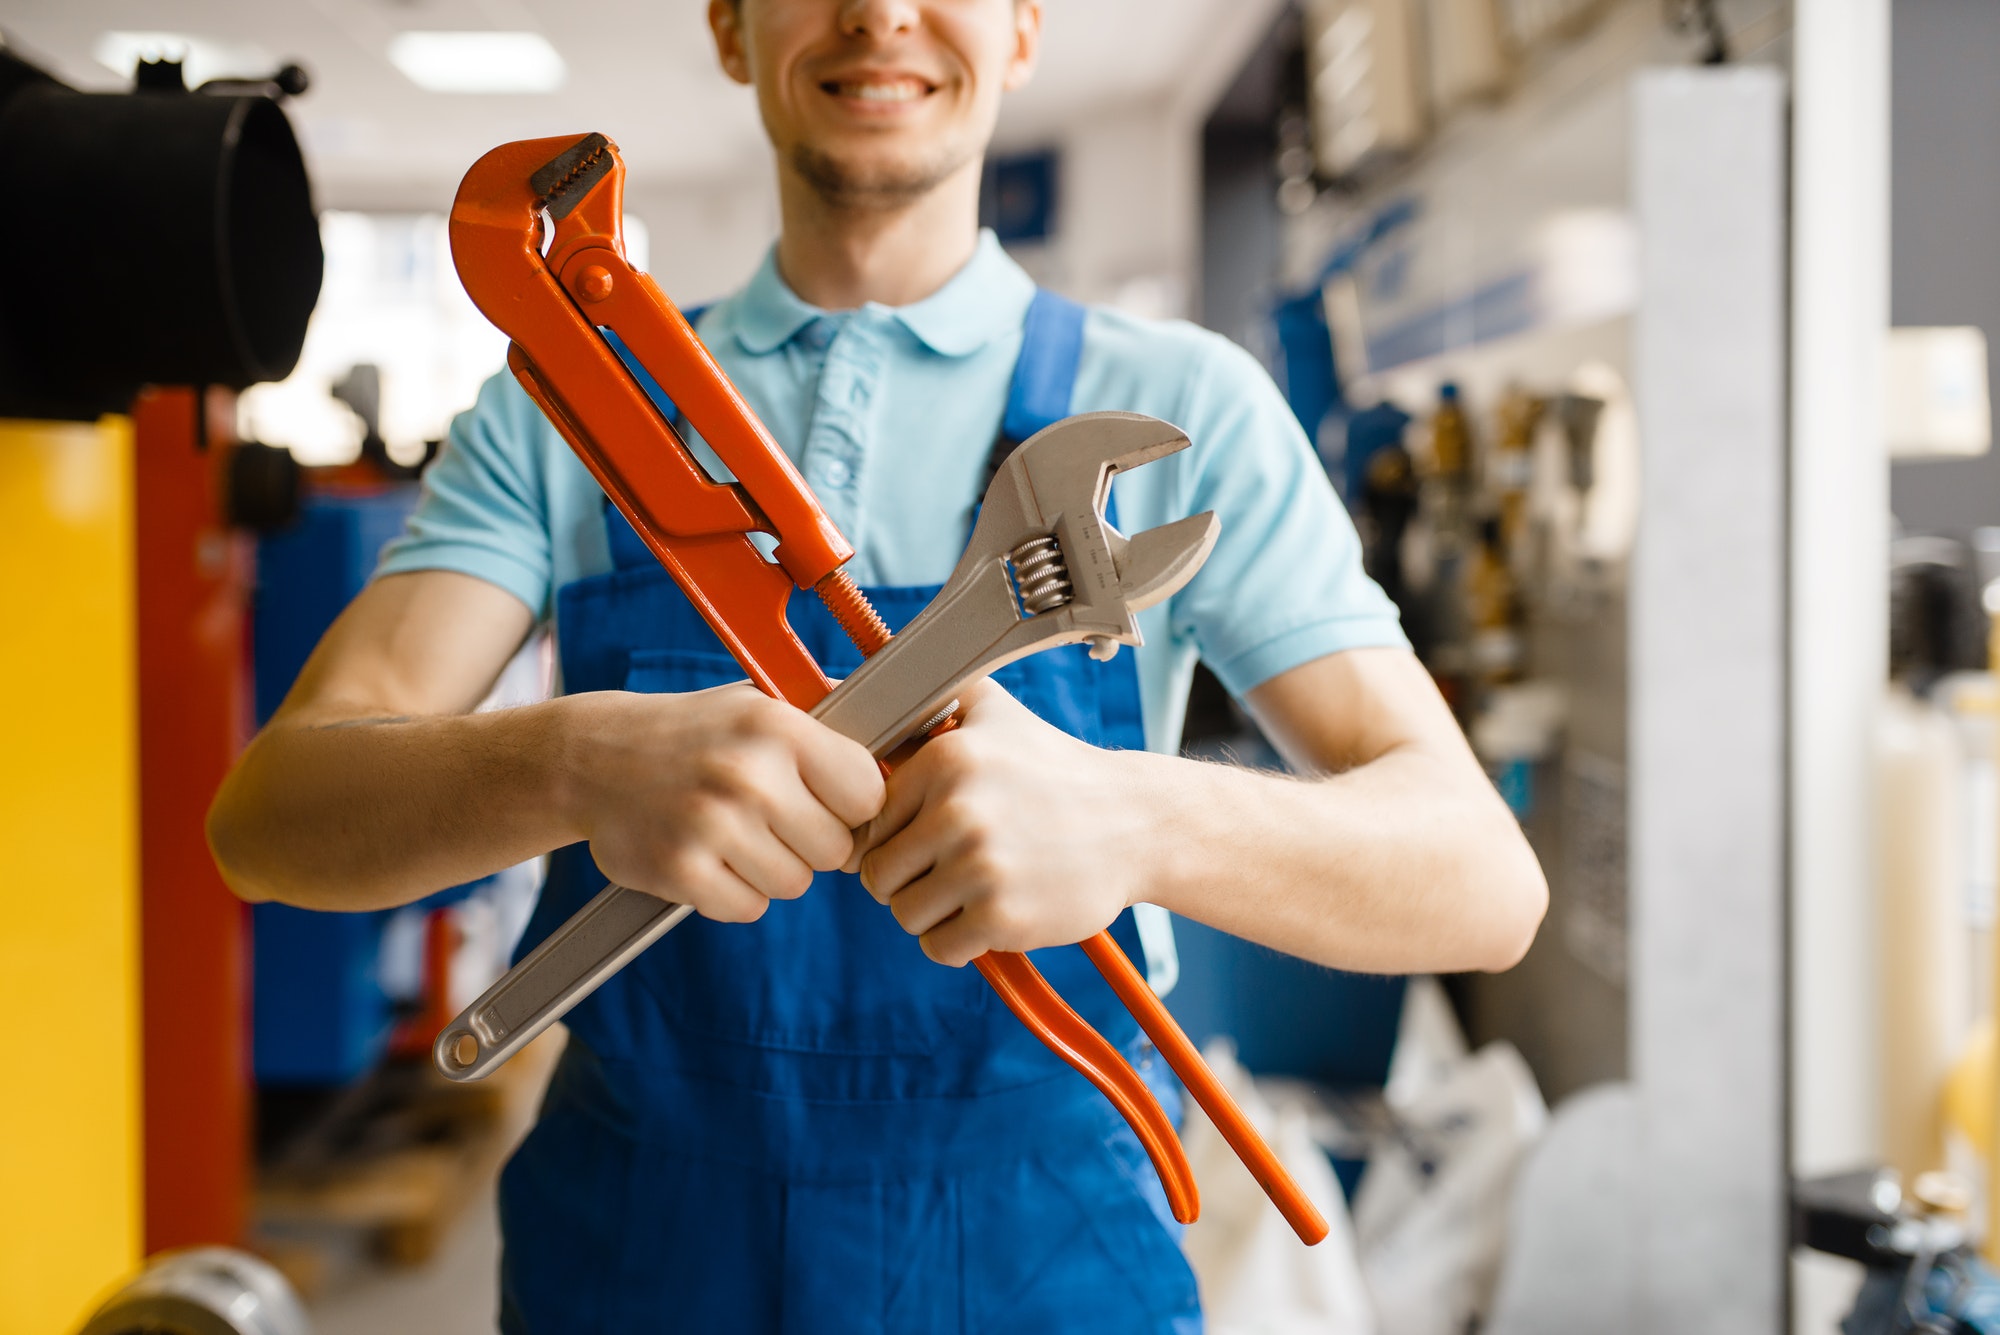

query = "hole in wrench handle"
[{"left": 434, "top": 883, "right": 694, "bottom": 1081}]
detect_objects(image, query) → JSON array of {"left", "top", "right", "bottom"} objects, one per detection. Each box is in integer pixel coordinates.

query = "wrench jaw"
[
  {"left": 957, "top": 412, "right": 1196, "bottom": 594},
  {"left": 810, "top": 414, "right": 1223, "bottom": 757},
  {"left": 1052, "top": 507, "right": 1218, "bottom": 633},
  {"left": 1015, "top": 411, "right": 1197, "bottom": 510},
  {"left": 1102, "top": 511, "right": 1220, "bottom": 615}
]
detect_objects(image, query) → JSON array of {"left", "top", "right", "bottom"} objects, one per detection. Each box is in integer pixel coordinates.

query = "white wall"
[
  {"left": 622, "top": 172, "right": 782, "bottom": 310},
  {"left": 1045, "top": 98, "right": 1201, "bottom": 318},
  {"left": 618, "top": 102, "right": 1212, "bottom": 324},
  {"left": 1790, "top": 1, "right": 1892, "bottom": 1329}
]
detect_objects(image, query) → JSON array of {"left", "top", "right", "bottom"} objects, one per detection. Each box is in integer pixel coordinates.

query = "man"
[{"left": 208, "top": 0, "right": 1546, "bottom": 1330}]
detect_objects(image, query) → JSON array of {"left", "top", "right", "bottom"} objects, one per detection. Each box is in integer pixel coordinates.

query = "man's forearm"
[
  {"left": 1128, "top": 744, "right": 1545, "bottom": 975},
  {"left": 208, "top": 700, "right": 578, "bottom": 911}
]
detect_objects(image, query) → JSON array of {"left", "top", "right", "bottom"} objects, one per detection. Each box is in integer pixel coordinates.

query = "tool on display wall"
[
  {"left": 433, "top": 131, "right": 1328, "bottom": 1245},
  {"left": 1796, "top": 1168, "right": 2000, "bottom": 1334},
  {"left": 1340, "top": 375, "right": 1610, "bottom": 733}
]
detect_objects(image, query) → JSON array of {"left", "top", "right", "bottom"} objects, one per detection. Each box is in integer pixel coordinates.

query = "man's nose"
[{"left": 838, "top": 0, "right": 921, "bottom": 40}]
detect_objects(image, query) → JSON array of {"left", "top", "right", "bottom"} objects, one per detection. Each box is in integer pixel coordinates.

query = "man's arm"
[
  {"left": 848, "top": 646, "right": 1546, "bottom": 975},
  {"left": 208, "top": 568, "right": 884, "bottom": 918}
]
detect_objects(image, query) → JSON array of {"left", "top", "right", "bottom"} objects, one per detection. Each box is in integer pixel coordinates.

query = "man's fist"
[
  {"left": 558, "top": 682, "right": 885, "bottom": 923},
  {"left": 846, "top": 680, "right": 1158, "bottom": 966}
]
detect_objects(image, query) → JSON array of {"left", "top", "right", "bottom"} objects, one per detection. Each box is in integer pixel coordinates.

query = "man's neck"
[{"left": 772, "top": 158, "right": 983, "bottom": 311}]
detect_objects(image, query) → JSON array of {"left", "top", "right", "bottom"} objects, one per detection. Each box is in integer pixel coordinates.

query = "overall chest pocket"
[
  {"left": 615, "top": 646, "right": 988, "bottom": 1058},
  {"left": 623, "top": 647, "right": 750, "bottom": 693}
]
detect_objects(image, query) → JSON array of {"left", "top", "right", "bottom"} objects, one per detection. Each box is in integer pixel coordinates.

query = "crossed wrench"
[{"left": 436, "top": 132, "right": 1326, "bottom": 1244}]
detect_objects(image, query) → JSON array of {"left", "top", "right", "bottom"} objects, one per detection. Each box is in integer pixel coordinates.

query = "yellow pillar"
[{"left": 0, "top": 417, "right": 141, "bottom": 1335}]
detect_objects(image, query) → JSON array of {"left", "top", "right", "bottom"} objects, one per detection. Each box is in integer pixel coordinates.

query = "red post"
[{"left": 133, "top": 386, "right": 252, "bottom": 1249}]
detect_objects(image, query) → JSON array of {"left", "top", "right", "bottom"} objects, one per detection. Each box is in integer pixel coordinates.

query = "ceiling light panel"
[{"left": 387, "top": 31, "right": 566, "bottom": 95}]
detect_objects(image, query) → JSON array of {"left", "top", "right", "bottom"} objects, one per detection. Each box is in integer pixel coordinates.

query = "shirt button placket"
[{"left": 801, "top": 317, "right": 883, "bottom": 578}]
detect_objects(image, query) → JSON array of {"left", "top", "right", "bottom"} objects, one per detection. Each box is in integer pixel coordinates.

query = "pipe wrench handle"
[{"left": 1076, "top": 933, "right": 1329, "bottom": 1244}]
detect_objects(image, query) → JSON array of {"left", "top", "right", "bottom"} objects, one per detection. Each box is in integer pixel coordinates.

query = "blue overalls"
[{"left": 498, "top": 292, "right": 1202, "bottom": 1334}]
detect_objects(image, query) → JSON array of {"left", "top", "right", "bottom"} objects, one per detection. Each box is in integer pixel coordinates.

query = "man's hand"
[
  {"left": 848, "top": 680, "right": 1150, "bottom": 967},
  {"left": 846, "top": 648, "right": 1546, "bottom": 978},
  {"left": 564, "top": 683, "right": 885, "bottom": 924},
  {"left": 209, "top": 569, "right": 888, "bottom": 918}
]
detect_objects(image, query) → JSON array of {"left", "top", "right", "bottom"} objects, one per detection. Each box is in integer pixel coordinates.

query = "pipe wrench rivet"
[{"left": 575, "top": 265, "right": 614, "bottom": 303}]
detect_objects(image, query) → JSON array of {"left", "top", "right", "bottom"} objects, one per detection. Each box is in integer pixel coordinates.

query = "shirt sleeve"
[
  {"left": 374, "top": 370, "right": 555, "bottom": 620},
  {"left": 1167, "top": 336, "right": 1408, "bottom": 697}
]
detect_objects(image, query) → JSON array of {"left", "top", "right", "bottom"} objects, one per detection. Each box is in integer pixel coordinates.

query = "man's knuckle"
[
  {"left": 960, "top": 836, "right": 1006, "bottom": 886},
  {"left": 780, "top": 862, "right": 814, "bottom": 899},
  {"left": 949, "top": 738, "right": 989, "bottom": 776},
  {"left": 724, "top": 694, "right": 784, "bottom": 741},
  {"left": 678, "top": 790, "right": 730, "bottom": 839},
  {"left": 708, "top": 751, "right": 761, "bottom": 796},
  {"left": 716, "top": 893, "right": 768, "bottom": 925},
  {"left": 659, "top": 845, "right": 709, "bottom": 889},
  {"left": 923, "top": 733, "right": 972, "bottom": 777},
  {"left": 814, "top": 828, "right": 855, "bottom": 873},
  {"left": 936, "top": 792, "right": 985, "bottom": 835},
  {"left": 979, "top": 899, "right": 1019, "bottom": 941}
]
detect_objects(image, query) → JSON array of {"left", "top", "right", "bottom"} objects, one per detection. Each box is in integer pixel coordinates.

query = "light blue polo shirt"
[
  {"left": 379, "top": 231, "right": 1405, "bottom": 986},
  {"left": 381, "top": 230, "right": 1406, "bottom": 752}
]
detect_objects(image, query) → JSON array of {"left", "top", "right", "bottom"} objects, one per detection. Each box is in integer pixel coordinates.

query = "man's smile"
[{"left": 818, "top": 71, "right": 939, "bottom": 108}]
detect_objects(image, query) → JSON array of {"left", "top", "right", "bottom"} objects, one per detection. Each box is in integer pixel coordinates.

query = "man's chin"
[{"left": 788, "top": 142, "right": 972, "bottom": 209}]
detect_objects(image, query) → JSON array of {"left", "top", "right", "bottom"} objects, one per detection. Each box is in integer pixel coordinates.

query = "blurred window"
[{"left": 238, "top": 210, "right": 648, "bottom": 465}]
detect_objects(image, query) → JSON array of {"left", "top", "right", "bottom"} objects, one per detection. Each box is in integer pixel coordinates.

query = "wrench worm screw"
[
  {"left": 918, "top": 700, "right": 960, "bottom": 735},
  {"left": 1009, "top": 535, "right": 1074, "bottom": 615}
]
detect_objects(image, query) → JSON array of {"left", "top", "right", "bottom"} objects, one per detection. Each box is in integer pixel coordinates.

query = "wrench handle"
[
  {"left": 1077, "top": 931, "right": 1329, "bottom": 1245},
  {"left": 975, "top": 950, "right": 1198, "bottom": 1222},
  {"left": 433, "top": 883, "right": 692, "bottom": 1081}
]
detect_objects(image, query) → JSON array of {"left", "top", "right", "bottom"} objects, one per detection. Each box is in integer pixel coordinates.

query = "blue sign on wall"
[{"left": 980, "top": 149, "right": 1059, "bottom": 245}]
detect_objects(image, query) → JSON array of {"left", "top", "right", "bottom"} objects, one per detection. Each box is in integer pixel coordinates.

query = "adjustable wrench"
[{"left": 433, "top": 411, "right": 1216, "bottom": 1084}]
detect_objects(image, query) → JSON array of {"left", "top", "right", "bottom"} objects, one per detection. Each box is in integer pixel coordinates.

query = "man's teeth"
[{"left": 840, "top": 82, "right": 925, "bottom": 102}]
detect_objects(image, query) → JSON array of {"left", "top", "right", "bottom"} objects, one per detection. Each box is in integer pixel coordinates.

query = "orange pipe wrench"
[{"left": 435, "top": 131, "right": 1328, "bottom": 1246}]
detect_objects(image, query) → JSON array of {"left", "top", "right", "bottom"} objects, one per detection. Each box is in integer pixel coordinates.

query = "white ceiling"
[{"left": 3, "top": 0, "right": 1260, "bottom": 212}]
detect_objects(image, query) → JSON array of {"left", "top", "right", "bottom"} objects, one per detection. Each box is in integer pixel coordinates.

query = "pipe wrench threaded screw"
[{"left": 815, "top": 568, "right": 893, "bottom": 656}]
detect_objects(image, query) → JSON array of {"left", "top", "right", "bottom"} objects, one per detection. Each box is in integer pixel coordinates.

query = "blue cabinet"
[{"left": 249, "top": 487, "right": 416, "bottom": 1087}]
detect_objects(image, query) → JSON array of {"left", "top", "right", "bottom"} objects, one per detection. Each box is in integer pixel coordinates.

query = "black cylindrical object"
[{"left": 0, "top": 49, "right": 322, "bottom": 418}]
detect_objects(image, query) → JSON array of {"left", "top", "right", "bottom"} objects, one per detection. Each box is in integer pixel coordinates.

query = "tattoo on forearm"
[{"left": 309, "top": 715, "right": 415, "bottom": 731}]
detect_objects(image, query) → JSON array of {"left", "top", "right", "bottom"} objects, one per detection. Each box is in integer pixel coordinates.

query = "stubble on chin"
[{"left": 788, "top": 140, "right": 974, "bottom": 211}]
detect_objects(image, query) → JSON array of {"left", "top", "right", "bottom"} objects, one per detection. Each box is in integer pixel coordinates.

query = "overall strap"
[{"left": 983, "top": 287, "right": 1088, "bottom": 491}]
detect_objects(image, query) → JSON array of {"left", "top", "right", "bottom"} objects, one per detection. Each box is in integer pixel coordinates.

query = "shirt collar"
[{"left": 724, "top": 229, "right": 1036, "bottom": 358}]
